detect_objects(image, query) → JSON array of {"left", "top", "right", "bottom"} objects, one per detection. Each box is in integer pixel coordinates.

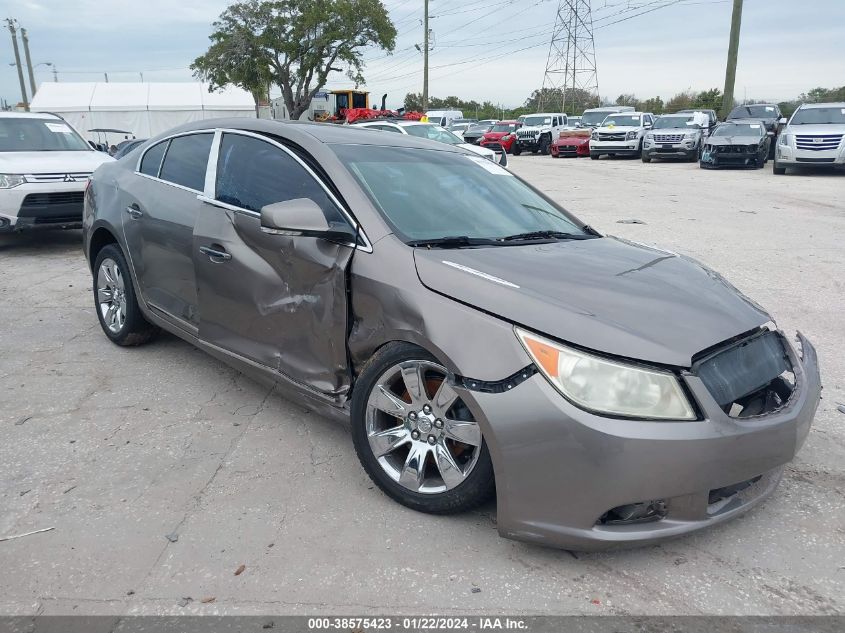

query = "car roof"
[
  {"left": 799, "top": 101, "right": 845, "bottom": 109},
  {"left": 150, "top": 118, "right": 461, "bottom": 153},
  {"left": 0, "top": 111, "right": 61, "bottom": 119}
]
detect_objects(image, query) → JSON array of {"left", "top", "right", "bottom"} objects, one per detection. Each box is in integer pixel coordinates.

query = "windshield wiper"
[
  {"left": 406, "top": 235, "right": 497, "bottom": 248},
  {"left": 499, "top": 230, "right": 596, "bottom": 242}
]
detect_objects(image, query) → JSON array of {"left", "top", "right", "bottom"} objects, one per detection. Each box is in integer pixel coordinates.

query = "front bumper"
[
  {"left": 590, "top": 140, "right": 641, "bottom": 155},
  {"left": 0, "top": 181, "right": 87, "bottom": 232},
  {"left": 643, "top": 141, "right": 697, "bottom": 159},
  {"left": 700, "top": 147, "right": 761, "bottom": 168},
  {"left": 460, "top": 332, "right": 820, "bottom": 551},
  {"left": 775, "top": 144, "right": 845, "bottom": 167},
  {"left": 551, "top": 142, "right": 589, "bottom": 157}
]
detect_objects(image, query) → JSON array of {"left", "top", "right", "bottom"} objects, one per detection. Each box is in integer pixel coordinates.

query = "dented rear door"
[{"left": 193, "top": 131, "right": 354, "bottom": 397}]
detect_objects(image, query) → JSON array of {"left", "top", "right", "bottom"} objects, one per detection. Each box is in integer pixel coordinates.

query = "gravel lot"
[{"left": 1, "top": 155, "right": 843, "bottom": 616}]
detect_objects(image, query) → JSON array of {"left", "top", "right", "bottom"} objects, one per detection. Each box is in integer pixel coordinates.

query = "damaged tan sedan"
[{"left": 83, "top": 119, "right": 821, "bottom": 550}]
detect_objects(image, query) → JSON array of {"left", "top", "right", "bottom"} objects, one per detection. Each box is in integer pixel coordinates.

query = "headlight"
[
  {"left": 779, "top": 134, "right": 790, "bottom": 146},
  {"left": 591, "top": 131, "right": 598, "bottom": 140},
  {"left": 0, "top": 174, "right": 25, "bottom": 189},
  {"left": 626, "top": 131, "right": 638, "bottom": 140},
  {"left": 516, "top": 328, "right": 696, "bottom": 420},
  {"left": 748, "top": 144, "right": 758, "bottom": 151},
  {"left": 645, "top": 133, "right": 654, "bottom": 140}
]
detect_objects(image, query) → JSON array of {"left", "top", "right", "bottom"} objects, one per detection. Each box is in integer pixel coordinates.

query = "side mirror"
[
  {"left": 260, "top": 198, "right": 357, "bottom": 244},
  {"left": 778, "top": 117, "right": 788, "bottom": 125}
]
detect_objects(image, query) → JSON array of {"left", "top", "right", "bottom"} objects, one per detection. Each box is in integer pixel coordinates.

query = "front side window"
[
  {"left": 139, "top": 140, "right": 168, "bottom": 177},
  {"left": 0, "top": 117, "right": 90, "bottom": 152},
  {"left": 159, "top": 133, "right": 213, "bottom": 191},
  {"left": 214, "top": 133, "right": 347, "bottom": 227},
  {"left": 336, "top": 145, "right": 589, "bottom": 242}
]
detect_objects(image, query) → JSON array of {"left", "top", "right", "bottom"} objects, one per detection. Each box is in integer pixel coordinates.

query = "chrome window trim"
[{"left": 207, "top": 128, "right": 373, "bottom": 253}]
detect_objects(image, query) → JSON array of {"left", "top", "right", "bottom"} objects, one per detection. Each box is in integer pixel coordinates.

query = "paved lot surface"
[{"left": 1, "top": 156, "right": 843, "bottom": 616}]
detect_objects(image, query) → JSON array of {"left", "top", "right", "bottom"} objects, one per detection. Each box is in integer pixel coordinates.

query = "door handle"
[
  {"left": 199, "top": 245, "right": 232, "bottom": 262},
  {"left": 125, "top": 204, "right": 143, "bottom": 219}
]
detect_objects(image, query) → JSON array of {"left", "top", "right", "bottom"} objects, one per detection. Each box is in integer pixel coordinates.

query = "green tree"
[
  {"left": 192, "top": 0, "right": 396, "bottom": 120},
  {"left": 665, "top": 90, "right": 695, "bottom": 112},
  {"left": 640, "top": 96, "right": 665, "bottom": 114},
  {"left": 523, "top": 87, "right": 599, "bottom": 115},
  {"left": 615, "top": 93, "right": 641, "bottom": 109}
]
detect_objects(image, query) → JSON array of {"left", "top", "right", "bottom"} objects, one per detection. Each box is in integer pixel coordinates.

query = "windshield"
[
  {"left": 601, "top": 115, "right": 642, "bottom": 127},
  {"left": 0, "top": 118, "right": 91, "bottom": 152},
  {"left": 466, "top": 124, "right": 492, "bottom": 133},
  {"left": 523, "top": 116, "right": 551, "bottom": 127},
  {"left": 712, "top": 123, "right": 763, "bottom": 137},
  {"left": 403, "top": 124, "right": 464, "bottom": 145},
  {"left": 491, "top": 123, "right": 516, "bottom": 133},
  {"left": 729, "top": 105, "right": 777, "bottom": 119},
  {"left": 580, "top": 111, "right": 612, "bottom": 126},
  {"left": 336, "top": 145, "right": 588, "bottom": 243},
  {"left": 652, "top": 116, "right": 697, "bottom": 129},
  {"left": 790, "top": 107, "right": 845, "bottom": 125}
]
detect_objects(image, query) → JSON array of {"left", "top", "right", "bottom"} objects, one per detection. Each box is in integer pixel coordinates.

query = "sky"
[{"left": 1, "top": 0, "right": 843, "bottom": 111}]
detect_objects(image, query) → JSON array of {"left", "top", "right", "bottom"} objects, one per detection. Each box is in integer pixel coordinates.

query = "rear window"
[
  {"left": 159, "top": 133, "right": 213, "bottom": 191},
  {"left": 139, "top": 140, "right": 167, "bottom": 177}
]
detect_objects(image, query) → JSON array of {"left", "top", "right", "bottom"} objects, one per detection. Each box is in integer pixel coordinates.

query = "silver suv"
[
  {"left": 774, "top": 102, "right": 845, "bottom": 174},
  {"left": 642, "top": 112, "right": 709, "bottom": 163}
]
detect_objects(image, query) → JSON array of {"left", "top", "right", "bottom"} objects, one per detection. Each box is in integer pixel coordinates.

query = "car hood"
[
  {"left": 482, "top": 132, "right": 508, "bottom": 140},
  {"left": 787, "top": 124, "right": 845, "bottom": 135},
  {"left": 708, "top": 135, "right": 761, "bottom": 145},
  {"left": 458, "top": 143, "right": 495, "bottom": 158},
  {"left": 0, "top": 150, "right": 113, "bottom": 173},
  {"left": 596, "top": 125, "right": 640, "bottom": 133},
  {"left": 413, "top": 237, "right": 770, "bottom": 367},
  {"left": 651, "top": 126, "right": 700, "bottom": 134}
]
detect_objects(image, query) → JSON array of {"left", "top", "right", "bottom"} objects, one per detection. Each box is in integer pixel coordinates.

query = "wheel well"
[{"left": 88, "top": 227, "right": 118, "bottom": 268}]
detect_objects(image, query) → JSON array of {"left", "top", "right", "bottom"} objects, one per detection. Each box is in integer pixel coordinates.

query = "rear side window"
[
  {"left": 159, "top": 133, "right": 213, "bottom": 191},
  {"left": 139, "top": 140, "right": 168, "bottom": 177},
  {"left": 215, "top": 133, "right": 348, "bottom": 227}
]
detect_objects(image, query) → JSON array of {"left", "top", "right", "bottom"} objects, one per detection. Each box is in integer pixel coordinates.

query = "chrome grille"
[
  {"left": 795, "top": 134, "right": 842, "bottom": 151},
  {"left": 653, "top": 134, "right": 684, "bottom": 143},
  {"left": 24, "top": 172, "right": 92, "bottom": 183},
  {"left": 598, "top": 132, "right": 625, "bottom": 141},
  {"left": 517, "top": 129, "right": 537, "bottom": 140}
]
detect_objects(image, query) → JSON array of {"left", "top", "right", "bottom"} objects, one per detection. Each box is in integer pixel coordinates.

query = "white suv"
[
  {"left": 513, "top": 113, "right": 569, "bottom": 155},
  {"left": 774, "top": 102, "right": 845, "bottom": 175},
  {"left": 0, "top": 112, "right": 112, "bottom": 233},
  {"left": 589, "top": 112, "right": 655, "bottom": 159}
]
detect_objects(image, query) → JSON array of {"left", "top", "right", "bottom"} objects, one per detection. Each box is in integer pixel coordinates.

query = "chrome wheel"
[
  {"left": 365, "top": 360, "right": 482, "bottom": 494},
  {"left": 97, "top": 257, "right": 127, "bottom": 334}
]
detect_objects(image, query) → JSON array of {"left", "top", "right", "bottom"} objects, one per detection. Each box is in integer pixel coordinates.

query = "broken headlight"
[{"left": 516, "top": 327, "right": 696, "bottom": 420}]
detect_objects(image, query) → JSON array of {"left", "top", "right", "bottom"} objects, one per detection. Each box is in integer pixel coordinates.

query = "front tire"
[
  {"left": 773, "top": 159, "right": 786, "bottom": 175},
  {"left": 590, "top": 152, "right": 600, "bottom": 160},
  {"left": 93, "top": 244, "right": 158, "bottom": 346},
  {"left": 513, "top": 144, "right": 522, "bottom": 156},
  {"left": 539, "top": 135, "right": 551, "bottom": 155},
  {"left": 642, "top": 154, "right": 651, "bottom": 163},
  {"left": 351, "top": 343, "right": 495, "bottom": 515}
]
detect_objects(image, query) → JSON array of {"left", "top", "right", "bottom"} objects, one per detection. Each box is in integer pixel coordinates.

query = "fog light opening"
[{"left": 598, "top": 500, "right": 667, "bottom": 526}]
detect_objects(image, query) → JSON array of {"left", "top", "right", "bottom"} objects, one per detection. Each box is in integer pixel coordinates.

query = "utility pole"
[
  {"left": 104, "top": 72, "right": 109, "bottom": 83},
  {"left": 722, "top": 0, "right": 743, "bottom": 117},
  {"left": 5, "top": 19, "right": 29, "bottom": 110},
  {"left": 53, "top": 65, "right": 58, "bottom": 81},
  {"left": 20, "top": 27, "right": 37, "bottom": 98},
  {"left": 422, "top": 0, "right": 429, "bottom": 112}
]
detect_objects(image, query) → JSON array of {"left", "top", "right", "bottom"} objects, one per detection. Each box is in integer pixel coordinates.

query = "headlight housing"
[
  {"left": 516, "top": 328, "right": 696, "bottom": 420},
  {"left": 645, "top": 133, "right": 654, "bottom": 140},
  {"left": 779, "top": 133, "right": 790, "bottom": 146},
  {"left": 0, "top": 174, "right": 25, "bottom": 189},
  {"left": 591, "top": 131, "right": 598, "bottom": 140},
  {"left": 626, "top": 131, "right": 638, "bottom": 140}
]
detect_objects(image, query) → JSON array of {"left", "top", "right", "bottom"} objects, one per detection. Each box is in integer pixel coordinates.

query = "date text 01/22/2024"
[{"left": 307, "top": 617, "right": 528, "bottom": 630}]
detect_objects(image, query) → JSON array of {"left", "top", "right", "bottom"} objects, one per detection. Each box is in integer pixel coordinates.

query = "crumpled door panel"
[{"left": 194, "top": 207, "right": 353, "bottom": 397}]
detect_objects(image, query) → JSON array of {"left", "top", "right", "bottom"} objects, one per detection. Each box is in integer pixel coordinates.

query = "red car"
[
  {"left": 479, "top": 120, "right": 521, "bottom": 154},
  {"left": 551, "top": 129, "right": 591, "bottom": 157}
]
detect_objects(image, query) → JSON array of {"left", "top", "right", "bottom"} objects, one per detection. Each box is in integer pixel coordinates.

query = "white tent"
[{"left": 30, "top": 82, "right": 256, "bottom": 145}]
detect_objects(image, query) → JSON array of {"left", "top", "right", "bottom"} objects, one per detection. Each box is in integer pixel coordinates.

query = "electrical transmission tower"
[{"left": 539, "top": 0, "right": 599, "bottom": 114}]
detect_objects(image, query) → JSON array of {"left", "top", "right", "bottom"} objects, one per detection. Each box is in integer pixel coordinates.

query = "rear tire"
[
  {"left": 93, "top": 244, "right": 159, "bottom": 346},
  {"left": 351, "top": 342, "right": 495, "bottom": 515}
]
